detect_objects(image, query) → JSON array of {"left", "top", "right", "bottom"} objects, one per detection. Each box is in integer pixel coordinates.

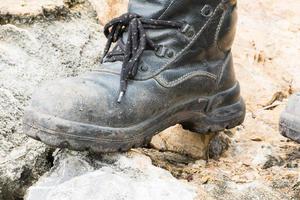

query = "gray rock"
[
  {"left": 25, "top": 151, "right": 197, "bottom": 200},
  {"left": 0, "top": 2, "right": 105, "bottom": 199}
]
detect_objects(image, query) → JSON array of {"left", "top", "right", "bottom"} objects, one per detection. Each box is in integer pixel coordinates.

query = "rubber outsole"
[
  {"left": 279, "top": 112, "right": 300, "bottom": 143},
  {"left": 23, "top": 83, "right": 246, "bottom": 153}
]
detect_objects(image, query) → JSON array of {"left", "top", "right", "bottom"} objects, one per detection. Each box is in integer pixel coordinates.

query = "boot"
[
  {"left": 23, "top": 0, "right": 245, "bottom": 152},
  {"left": 280, "top": 93, "right": 300, "bottom": 143}
]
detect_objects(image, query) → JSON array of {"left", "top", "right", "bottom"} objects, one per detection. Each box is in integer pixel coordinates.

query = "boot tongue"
[
  {"left": 119, "top": 0, "right": 173, "bottom": 49},
  {"left": 128, "top": 0, "right": 172, "bottom": 19}
]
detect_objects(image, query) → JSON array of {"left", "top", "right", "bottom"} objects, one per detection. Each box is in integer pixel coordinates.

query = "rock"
[
  {"left": 0, "top": 142, "right": 53, "bottom": 200},
  {"left": 138, "top": 148, "right": 197, "bottom": 178},
  {"left": 88, "top": 0, "right": 128, "bottom": 25},
  {"left": 0, "top": 0, "right": 64, "bottom": 16},
  {"left": 262, "top": 155, "right": 285, "bottom": 169},
  {"left": 208, "top": 132, "right": 231, "bottom": 160},
  {"left": 25, "top": 150, "right": 197, "bottom": 200},
  {"left": 0, "top": 2, "right": 105, "bottom": 199},
  {"left": 150, "top": 125, "right": 231, "bottom": 160},
  {"left": 0, "top": 0, "right": 84, "bottom": 25}
]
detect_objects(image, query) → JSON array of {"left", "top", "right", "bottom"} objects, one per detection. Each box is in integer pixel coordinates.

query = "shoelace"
[{"left": 101, "top": 13, "right": 184, "bottom": 103}]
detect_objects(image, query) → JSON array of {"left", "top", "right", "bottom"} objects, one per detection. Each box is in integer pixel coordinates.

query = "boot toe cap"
[{"left": 26, "top": 77, "right": 112, "bottom": 125}]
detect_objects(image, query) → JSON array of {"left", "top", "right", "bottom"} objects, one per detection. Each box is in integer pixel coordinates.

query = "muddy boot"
[
  {"left": 23, "top": 0, "right": 245, "bottom": 152},
  {"left": 280, "top": 93, "right": 300, "bottom": 143}
]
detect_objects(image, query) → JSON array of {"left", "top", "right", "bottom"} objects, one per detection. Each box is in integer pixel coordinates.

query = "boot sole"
[
  {"left": 279, "top": 112, "right": 300, "bottom": 143},
  {"left": 23, "top": 82, "right": 246, "bottom": 153}
]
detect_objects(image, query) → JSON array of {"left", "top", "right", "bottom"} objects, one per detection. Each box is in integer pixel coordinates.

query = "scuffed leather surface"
[{"left": 30, "top": 68, "right": 217, "bottom": 127}]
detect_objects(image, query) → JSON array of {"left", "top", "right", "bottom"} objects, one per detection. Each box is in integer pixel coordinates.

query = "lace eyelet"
[
  {"left": 166, "top": 50, "right": 174, "bottom": 58},
  {"left": 155, "top": 45, "right": 168, "bottom": 57},
  {"left": 139, "top": 64, "right": 148, "bottom": 72},
  {"left": 155, "top": 46, "right": 175, "bottom": 59},
  {"left": 181, "top": 24, "right": 195, "bottom": 38},
  {"left": 187, "top": 30, "right": 195, "bottom": 38},
  {"left": 201, "top": 5, "right": 213, "bottom": 17}
]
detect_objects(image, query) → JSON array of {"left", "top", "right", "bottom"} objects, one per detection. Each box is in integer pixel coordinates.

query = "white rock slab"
[{"left": 25, "top": 151, "right": 197, "bottom": 200}]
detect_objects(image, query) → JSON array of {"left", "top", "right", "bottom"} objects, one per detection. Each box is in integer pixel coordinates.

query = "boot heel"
[
  {"left": 181, "top": 83, "right": 246, "bottom": 133},
  {"left": 182, "top": 98, "right": 245, "bottom": 133}
]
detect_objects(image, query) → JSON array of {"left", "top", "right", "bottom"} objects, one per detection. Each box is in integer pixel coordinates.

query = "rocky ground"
[{"left": 0, "top": 0, "right": 299, "bottom": 200}]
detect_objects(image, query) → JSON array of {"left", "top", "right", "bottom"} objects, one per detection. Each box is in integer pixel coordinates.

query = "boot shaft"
[
  {"left": 128, "top": 0, "right": 238, "bottom": 56},
  {"left": 124, "top": 0, "right": 238, "bottom": 84}
]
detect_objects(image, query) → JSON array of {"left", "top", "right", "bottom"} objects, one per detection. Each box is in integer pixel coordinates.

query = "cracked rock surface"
[
  {"left": 25, "top": 151, "right": 197, "bottom": 200},
  {"left": 0, "top": 1, "right": 104, "bottom": 199}
]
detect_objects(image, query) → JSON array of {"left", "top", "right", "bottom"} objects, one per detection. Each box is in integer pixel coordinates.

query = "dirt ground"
[
  {"left": 185, "top": 0, "right": 300, "bottom": 199},
  {"left": 0, "top": 0, "right": 299, "bottom": 199}
]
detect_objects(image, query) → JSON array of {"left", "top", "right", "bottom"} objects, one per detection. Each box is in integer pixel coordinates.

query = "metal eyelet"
[
  {"left": 166, "top": 50, "right": 174, "bottom": 58},
  {"left": 201, "top": 5, "right": 213, "bottom": 17},
  {"left": 155, "top": 45, "right": 168, "bottom": 57},
  {"left": 155, "top": 45, "right": 175, "bottom": 59},
  {"left": 181, "top": 24, "right": 195, "bottom": 38},
  {"left": 139, "top": 64, "right": 148, "bottom": 72}
]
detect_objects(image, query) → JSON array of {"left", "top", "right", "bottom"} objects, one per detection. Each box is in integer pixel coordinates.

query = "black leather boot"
[{"left": 23, "top": 0, "right": 245, "bottom": 152}]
